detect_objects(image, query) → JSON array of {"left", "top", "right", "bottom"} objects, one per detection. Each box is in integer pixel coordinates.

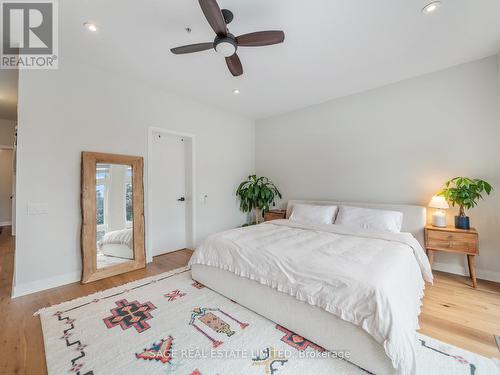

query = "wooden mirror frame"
[{"left": 81, "top": 151, "right": 146, "bottom": 283}]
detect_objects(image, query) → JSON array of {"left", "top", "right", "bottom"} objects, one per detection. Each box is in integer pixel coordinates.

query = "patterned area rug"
[{"left": 38, "top": 267, "right": 499, "bottom": 375}]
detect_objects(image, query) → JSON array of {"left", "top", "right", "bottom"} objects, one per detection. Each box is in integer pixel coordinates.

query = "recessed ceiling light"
[
  {"left": 422, "top": 1, "right": 441, "bottom": 14},
  {"left": 83, "top": 22, "right": 98, "bottom": 32},
  {"left": 233, "top": 89, "right": 240, "bottom": 95}
]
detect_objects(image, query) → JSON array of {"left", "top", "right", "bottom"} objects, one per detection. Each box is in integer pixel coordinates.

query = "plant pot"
[{"left": 455, "top": 216, "right": 470, "bottom": 230}]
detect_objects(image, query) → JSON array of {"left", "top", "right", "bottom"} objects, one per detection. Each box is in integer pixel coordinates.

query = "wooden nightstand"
[
  {"left": 424, "top": 225, "right": 479, "bottom": 288},
  {"left": 264, "top": 210, "right": 287, "bottom": 222}
]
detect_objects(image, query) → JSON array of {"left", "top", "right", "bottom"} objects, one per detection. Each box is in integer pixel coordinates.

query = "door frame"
[{"left": 146, "top": 127, "right": 196, "bottom": 263}]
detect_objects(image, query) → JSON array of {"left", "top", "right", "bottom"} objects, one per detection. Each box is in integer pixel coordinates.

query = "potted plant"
[
  {"left": 236, "top": 175, "right": 282, "bottom": 225},
  {"left": 438, "top": 177, "right": 493, "bottom": 229}
]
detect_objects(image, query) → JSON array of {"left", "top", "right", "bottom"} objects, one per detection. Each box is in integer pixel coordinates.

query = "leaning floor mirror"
[{"left": 81, "top": 152, "right": 146, "bottom": 283}]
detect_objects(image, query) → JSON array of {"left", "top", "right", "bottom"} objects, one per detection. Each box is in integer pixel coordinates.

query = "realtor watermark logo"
[{"left": 1, "top": 0, "right": 58, "bottom": 69}]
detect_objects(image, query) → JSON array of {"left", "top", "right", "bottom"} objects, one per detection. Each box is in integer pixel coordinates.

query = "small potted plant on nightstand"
[
  {"left": 236, "top": 175, "right": 282, "bottom": 225},
  {"left": 438, "top": 177, "right": 493, "bottom": 229}
]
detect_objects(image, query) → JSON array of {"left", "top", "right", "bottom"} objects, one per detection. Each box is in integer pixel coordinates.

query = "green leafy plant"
[
  {"left": 438, "top": 177, "right": 493, "bottom": 217},
  {"left": 236, "top": 175, "right": 282, "bottom": 224}
]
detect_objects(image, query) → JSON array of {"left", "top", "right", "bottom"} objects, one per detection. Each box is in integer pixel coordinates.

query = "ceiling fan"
[{"left": 170, "top": 0, "right": 285, "bottom": 77}]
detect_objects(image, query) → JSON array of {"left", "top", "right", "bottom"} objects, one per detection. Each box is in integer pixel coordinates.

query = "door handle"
[{"left": 177, "top": 197, "right": 185, "bottom": 202}]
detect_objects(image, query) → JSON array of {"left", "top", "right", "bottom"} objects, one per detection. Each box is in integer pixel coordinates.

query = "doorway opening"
[
  {"left": 147, "top": 128, "right": 195, "bottom": 262},
  {"left": 0, "top": 146, "right": 14, "bottom": 234},
  {"left": 0, "top": 68, "right": 18, "bottom": 238}
]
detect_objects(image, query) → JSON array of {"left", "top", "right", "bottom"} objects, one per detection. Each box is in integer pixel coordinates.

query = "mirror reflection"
[{"left": 96, "top": 163, "right": 134, "bottom": 269}]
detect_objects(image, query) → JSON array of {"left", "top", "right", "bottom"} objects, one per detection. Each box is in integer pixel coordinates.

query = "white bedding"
[
  {"left": 98, "top": 228, "right": 133, "bottom": 251},
  {"left": 189, "top": 219, "right": 433, "bottom": 375}
]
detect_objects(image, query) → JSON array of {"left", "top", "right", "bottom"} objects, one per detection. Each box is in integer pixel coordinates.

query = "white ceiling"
[
  {"left": 0, "top": 69, "right": 18, "bottom": 120},
  {"left": 62, "top": 0, "right": 500, "bottom": 119}
]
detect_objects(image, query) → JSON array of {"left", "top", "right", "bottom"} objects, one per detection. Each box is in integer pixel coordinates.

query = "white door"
[{"left": 151, "top": 132, "right": 187, "bottom": 256}]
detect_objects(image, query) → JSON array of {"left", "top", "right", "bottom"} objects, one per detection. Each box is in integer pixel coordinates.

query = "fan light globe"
[{"left": 215, "top": 41, "right": 236, "bottom": 57}]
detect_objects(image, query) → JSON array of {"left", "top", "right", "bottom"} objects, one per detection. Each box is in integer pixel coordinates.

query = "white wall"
[
  {"left": 14, "top": 59, "right": 255, "bottom": 296},
  {"left": 256, "top": 56, "right": 500, "bottom": 282}
]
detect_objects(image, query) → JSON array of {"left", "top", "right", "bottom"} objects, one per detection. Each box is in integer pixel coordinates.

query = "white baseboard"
[
  {"left": 432, "top": 262, "right": 500, "bottom": 283},
  {"left": 11, "top": 271, "right": 81, "bottom": 298},
  {"left": 0, "top": 221, "right": 12, "bottom": 227}
]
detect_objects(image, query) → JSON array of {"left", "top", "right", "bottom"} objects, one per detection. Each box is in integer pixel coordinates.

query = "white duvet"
[
  {"left": 189, "top": 219, "right": 433, "bottom": 375},
  {"left": 98, "top": 228, "right": 133, "bottom": 251}
]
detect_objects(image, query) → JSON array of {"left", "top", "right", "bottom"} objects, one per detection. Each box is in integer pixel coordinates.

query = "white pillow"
[
  {"left": 289, "top": 204, "right": 338, "bottom": 225},
  {"left": 335, "top": 206, "right": 403, "bottom": 233}
]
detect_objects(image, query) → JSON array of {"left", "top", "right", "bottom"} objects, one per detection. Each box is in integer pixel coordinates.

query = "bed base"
[{"left": 192, "top": 264, "right": 396, "bottom": 374}]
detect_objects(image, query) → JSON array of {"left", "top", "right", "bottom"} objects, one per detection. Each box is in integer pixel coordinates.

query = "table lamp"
[{"left": 428, "top": 195, "right": 449, "bottom": 227}]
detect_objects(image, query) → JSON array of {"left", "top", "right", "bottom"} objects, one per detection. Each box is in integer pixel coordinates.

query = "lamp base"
[{"left": 432, "top": 212, "right": 447, "bottom": 227}]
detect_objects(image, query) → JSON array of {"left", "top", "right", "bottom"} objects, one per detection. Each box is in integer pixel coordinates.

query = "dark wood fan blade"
[
  {"left": 199, "top": 0, "right": 227, "bottom": 36},
  {"left": 225, "top": 54, "right": 243, "bottom": 76},
  {"left": 236, "top": 31, "right": 285, "bottom": 47},
  {"left": 170, "top": 42, "right": 213, "bottom": 54}
]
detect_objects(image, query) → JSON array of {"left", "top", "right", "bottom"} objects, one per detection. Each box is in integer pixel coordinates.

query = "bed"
[
  {"left": 190, "top": 200, "right": 432, "bottom": 375},
  {"left": 97, "top": 228, "right": 134, "bottom": 268}
]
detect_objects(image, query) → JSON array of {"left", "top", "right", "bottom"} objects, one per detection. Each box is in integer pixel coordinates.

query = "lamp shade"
[{"left": 428, "top": 195, "right": 449, "bottom": 209}]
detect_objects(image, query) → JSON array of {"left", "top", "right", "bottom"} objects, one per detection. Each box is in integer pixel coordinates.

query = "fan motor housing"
[{"left": 214, "top": 34, "right": 237, "bottom": 57}]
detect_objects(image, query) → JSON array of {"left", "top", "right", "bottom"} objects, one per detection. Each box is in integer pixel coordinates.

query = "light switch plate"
[{"left": 27, "top": 203, "right": 49, "bottom": 215}]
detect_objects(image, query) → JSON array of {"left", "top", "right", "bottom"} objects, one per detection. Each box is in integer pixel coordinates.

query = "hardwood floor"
[
  {"left": 420, "top": 270, "right": 500, "bottom": 359},
  {"left": 0, "top": 228, "right": 193, "bottom": 375},
  {"left": 0, "top": 227, "right": 498, "bottom": 374}
]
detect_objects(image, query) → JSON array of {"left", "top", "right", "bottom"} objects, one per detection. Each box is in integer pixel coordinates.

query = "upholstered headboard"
[{"left": 286, "top": 200, "right": 427, "bottom": 247}]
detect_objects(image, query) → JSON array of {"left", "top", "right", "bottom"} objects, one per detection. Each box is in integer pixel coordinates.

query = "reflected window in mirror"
[{"left": 125, "top": 166, "right": 133, "bottom": 227}]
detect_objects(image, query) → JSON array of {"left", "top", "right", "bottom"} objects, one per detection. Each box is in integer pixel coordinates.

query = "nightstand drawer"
[
  {"left": 426, "top": 230, "right": 477, "bottom": 253},
  {"left": 427, "top": 238, "right": 477, "bottom": 253}
]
